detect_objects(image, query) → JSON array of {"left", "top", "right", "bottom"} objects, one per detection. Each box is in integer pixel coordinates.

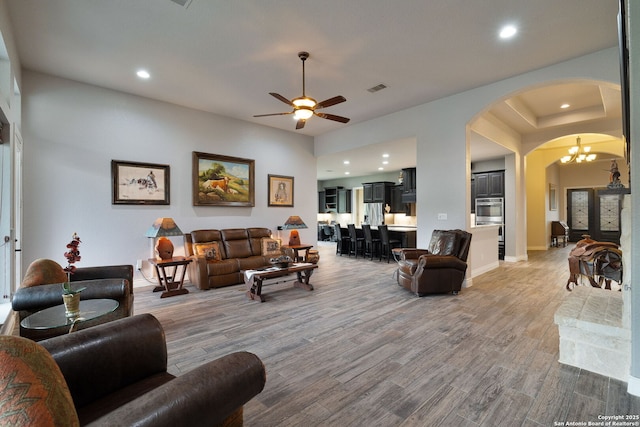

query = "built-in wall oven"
[
  {"left": 476, "top": 197, "right": 505, "bottom": 259},
  {"left": 475, "top": 197, "right": 504, "bottom": 225}
]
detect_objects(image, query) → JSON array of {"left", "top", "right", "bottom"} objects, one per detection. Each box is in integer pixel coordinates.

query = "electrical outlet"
[
  {"left": 136, "top": 259, "right": 143, "bottom": 270},
  {"left": 437, "top": 213, "right": 447, "bottom": 220}
]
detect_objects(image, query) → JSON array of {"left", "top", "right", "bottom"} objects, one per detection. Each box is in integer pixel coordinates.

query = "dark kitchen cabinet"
[
  {"left": 390, "top": 185, "right": 404, "bottom": 213},
  {"left": 337, "top": 188, "right": 352, "bottom": 213},
  {"left": 473, "top": 171, "right": 504, "bottom": 198},
  {"left": 322, "top": 186, "right": 343, "bottom": 212},
  {"left": 363, "top": 182, "right": 394, "bottom": 204},
  {"left": 318, "top": 191, "right": 326, "bottom": 213},
  {"left": 471, "top": 176, "right": 476, "bottom": 213},
  {"left": 401, "top": 168, "right": 416, "bottom": 203},
  {"left": 363, "top": 183, "right": 373, "bottom": 203},
  {"left": 319, "top": 187, "right": 350, "bottom": 213}
]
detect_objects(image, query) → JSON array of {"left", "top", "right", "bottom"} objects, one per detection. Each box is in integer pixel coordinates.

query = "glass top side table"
[{"left": 20, "top": 299, "right": 119, "bottom": 332}]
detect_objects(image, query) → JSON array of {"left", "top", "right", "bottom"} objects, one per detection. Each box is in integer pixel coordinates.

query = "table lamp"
[
  {"left": 282, "top": 215, "right": 307, "bottom": 246},
  {"left": 145, "top": 217, "right": 183, "bottom": 260}
]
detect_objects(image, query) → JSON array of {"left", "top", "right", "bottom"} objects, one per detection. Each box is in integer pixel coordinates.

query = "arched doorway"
[{"left": 468, "top": 79, "right": 624, "bottom": 256}]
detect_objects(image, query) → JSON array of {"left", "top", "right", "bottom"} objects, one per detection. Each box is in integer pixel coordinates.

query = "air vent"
[
  {"left": 170, "top": 0, "right": 193, "bottom": 8},
  {"left": 367, "top": 83, "right": 387, "bottom": 93}
]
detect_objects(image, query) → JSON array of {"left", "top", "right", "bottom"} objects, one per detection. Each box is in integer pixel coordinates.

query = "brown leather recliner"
[
  {"left": 39, "top": 313, "right": 266, "bottom": 426},
  {"left": 396, "top": 229, "right": 472, "bottom": 296}
]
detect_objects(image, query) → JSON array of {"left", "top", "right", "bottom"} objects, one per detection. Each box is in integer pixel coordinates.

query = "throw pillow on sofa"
[
  {"left": 193, "top": 241, "right": 222, "bottom": 261},
  {"left": 0, "top": 335, "right": 80, "bottom": 426},
  {"left": 21, "top": 258, "right": 67, "bottom": 288},
  {"left": 261, "top": 238, "right": 282, "bottom": 257}
]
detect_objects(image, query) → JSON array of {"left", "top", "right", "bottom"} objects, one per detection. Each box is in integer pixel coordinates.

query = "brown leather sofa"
[
  {"left": 36, "top": 313, "right": 266, "bottom": 426},
  {"left": 12, "top": 264, "right": 134, "bottom": 340},
  {"left": 396, "top": 229, "right": 472, "bottom": 296},
  {"left": 185, "top": 228, "right": 275, "bottom": 290}
]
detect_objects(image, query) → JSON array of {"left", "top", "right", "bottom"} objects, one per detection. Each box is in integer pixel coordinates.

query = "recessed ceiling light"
[
  {"left": 378, "top": 167, "right": 384, "bottom": 171},
  {"left": 136, "top": 69, "right": 151, "bottom": 79},
  {"left": 343, "top": 160, "right": 350, "bottom": 165},
  {"left": 345, "top": 171, "right": 350, "bottom": 175},
  {"left": 561, "top": 103, "right": 570, "bottom": 109},
  {"left": 382, "top": 154, "right": 389, "bottom": 158},
  {"left": 382, "top": 161, "right": 389, "bottom": 165},
  {"left": 499, "top": 25, "right": 517, "bottom": 39}
]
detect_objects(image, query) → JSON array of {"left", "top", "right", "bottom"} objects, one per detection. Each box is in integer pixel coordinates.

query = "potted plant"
[{"left": 61, "top": 233, "right": 85, "bottom": 318}]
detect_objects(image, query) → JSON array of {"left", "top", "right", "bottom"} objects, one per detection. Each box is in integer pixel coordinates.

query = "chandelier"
[{"left": 560, "top": 136, "right": 596, "bottom": 164}]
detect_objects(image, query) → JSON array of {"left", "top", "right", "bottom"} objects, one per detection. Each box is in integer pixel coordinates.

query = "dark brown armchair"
[
  {"left": 12, "top": 264, "right": 134, "bottom": 341},
  {"left": 38, "top": 313, "right": 266, "bottom": 426},
  {"left": 396, "top": 229, "right": 472, "bottom": 296}
]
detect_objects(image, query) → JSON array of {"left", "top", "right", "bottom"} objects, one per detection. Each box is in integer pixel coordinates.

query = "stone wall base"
[{"left": 554, "top": 286, "right": 630, "bottom": 382}]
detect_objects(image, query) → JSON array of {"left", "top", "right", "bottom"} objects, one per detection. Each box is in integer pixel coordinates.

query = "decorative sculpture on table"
[{"left": 607, "top": 159, "right": 624, "bottom": 189}]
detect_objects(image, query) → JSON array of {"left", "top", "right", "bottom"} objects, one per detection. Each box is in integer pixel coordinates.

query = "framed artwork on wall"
[
  {"left": 193, "top": 152, "right": 255, "bottom": 207},
  {"left": 111, "top": 160, "right": 170, "bottom": 205},
  {"left": 268, "top": 174, "right": 294, "bottom": 207},
  {"left": 549, "top": 183, "right": 557, "bottom": 211}
]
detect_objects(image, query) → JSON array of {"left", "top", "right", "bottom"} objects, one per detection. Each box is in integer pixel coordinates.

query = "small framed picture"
[
  {"left": 549, "top": 183, "right": 557, "bottom": 211},
  {"left": 268, "top": 174, "right": 294, "bottom": 207},
  {"left": 112, "top": 160, "right": 170, "bottom": 205}
]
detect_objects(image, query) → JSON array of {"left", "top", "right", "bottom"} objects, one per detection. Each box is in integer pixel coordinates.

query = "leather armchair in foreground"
[
  {"left": 39, "top": 313, "right": 266, "bottom": 426},
  {"left": 396, "top": 229, "right": 472, "bottom": 296}
]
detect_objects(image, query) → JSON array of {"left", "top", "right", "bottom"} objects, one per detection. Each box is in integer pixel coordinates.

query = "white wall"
[
  {"left": 316, "top": 47, "right": 621, "bottom": 256},
  {"left": 21, "top": 71, "right": 316, "bottom": 274}
]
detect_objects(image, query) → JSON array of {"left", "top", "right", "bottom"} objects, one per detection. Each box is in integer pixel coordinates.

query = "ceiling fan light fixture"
[
  {"left": 294, "top": 107, "right": 313, "bottom": 120},
  {"left": 253, "top": 51, "right": 349, "bottom": 129},
  {"left": 292, "top": 97, "right": 316, "bottom": 108}
]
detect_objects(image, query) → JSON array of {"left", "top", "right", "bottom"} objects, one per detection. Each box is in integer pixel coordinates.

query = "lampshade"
[
  {"left": 282, "top": 216, "right": 308, "bottom": 230},
  {"left": 144, "top": 218, "right": 183, "bottom": 237}
]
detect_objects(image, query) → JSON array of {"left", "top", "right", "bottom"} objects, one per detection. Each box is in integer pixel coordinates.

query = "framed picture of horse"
[
  {"left": 193, "top": 152, "right": 255, "bottom": 207},
  {"left": 111, "top": 160, "right": 170, "bottom": 205}
]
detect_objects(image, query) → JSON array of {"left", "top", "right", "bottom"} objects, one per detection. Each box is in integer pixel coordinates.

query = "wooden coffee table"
[{"left": 244, "top": 263, "right": 318, "bottom": 302}]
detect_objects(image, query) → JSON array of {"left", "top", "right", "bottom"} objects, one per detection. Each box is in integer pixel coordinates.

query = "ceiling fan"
[{"left": 253, "top": 51, "right": 350, "bottom": 130}]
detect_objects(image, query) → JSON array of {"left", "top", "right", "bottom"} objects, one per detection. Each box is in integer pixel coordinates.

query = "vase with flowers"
[{"left": 61, "top": 233, "right": 86, "bottom": 318}]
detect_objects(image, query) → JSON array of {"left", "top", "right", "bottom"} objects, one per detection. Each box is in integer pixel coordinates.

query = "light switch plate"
[{"left": 437, "top": 213, "right": 447, "bottom": 220}]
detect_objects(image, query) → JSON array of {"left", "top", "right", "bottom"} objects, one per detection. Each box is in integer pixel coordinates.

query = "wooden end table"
[
  {"left": 148, "top": 257, "right": 192, "bottom": 298},
  {"left": 281, "top": 244, "right": 313, "bottom": 262}
]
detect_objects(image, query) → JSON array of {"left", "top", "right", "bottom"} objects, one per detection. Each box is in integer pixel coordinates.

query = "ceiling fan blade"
[
  {"left": 253, "top": 112, "right": 293, "bottom": 117},
  {"left": 296, "top": 119, "right": 306, "bottom": 130},
  {"left": 314, "top": 112, "right": 350, "bottom": 123},
  {"left": 316, "top": 95, "right": 346, "bottom": 109},
  {"left": 269, "top": 92, "right": 295, "bottom": 107}
]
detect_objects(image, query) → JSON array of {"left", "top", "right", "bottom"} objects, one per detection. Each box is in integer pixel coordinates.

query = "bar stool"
[{"left": 379, "top": 225, "right": 402, "bottom": 263}]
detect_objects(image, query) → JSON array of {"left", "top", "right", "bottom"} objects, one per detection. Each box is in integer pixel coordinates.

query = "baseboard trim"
[
  {"left": 470, "top": 261, "right": 499, "bottom": 278},
  {"left": 628, "top": 375, "right": 640, "bottom": 396}
]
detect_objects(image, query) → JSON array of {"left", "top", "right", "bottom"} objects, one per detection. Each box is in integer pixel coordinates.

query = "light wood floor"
[{"left": 133, "top": 243, "right": 640, "bottom": 426}]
